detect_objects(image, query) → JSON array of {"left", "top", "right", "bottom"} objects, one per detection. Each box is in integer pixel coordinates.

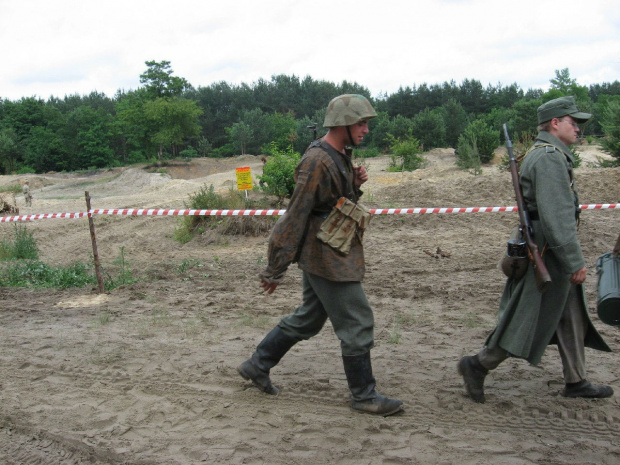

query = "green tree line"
[{"left": 1, "top": 61, "right": 619, "bottom": 175}]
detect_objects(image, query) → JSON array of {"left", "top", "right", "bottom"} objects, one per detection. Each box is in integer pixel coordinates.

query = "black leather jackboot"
[
  {"left": 342, "top": 352, "right": 403, "bottom": 416},
  {"left": 237, "top": 326, "right": 298, "bottom": 395},
  {"left": 457, "top": 355, "right": 489, "bottom": 403}
]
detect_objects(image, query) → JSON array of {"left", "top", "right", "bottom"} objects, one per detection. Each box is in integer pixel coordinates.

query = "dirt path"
[{"left": 1, "top": 148, "right": 619, "bottom": 464}]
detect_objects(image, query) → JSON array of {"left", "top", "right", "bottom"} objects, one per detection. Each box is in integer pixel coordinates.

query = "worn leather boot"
[
  {"left": 237, "top": 326, "right": 298, "bottom": 395},
  {"left": 562, "top": 380, "right": 614, "bottom": 399},
  {"left": 458, "top": 355, "right": 488, "bottom": 403},
  {"left": 342, "top": 352, "right": 403, "bottom": 416}
]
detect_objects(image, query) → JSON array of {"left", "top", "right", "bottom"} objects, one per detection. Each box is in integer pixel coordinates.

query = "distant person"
[
  {"left": 22, "top": 180, "right": 32, "bottom": 207},
  {"left": 237, "top": 94, "right": 403, "bottom": 416},
  {"left": 458, "top": 96, "right": 613, "bottom": 402},
  {"left": 259, "top": 156, "right": 267, "bottom": 188}
]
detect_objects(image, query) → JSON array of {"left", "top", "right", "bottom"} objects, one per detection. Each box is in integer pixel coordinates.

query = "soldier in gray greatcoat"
[{"left": 458, "top": 96, "right": 613, "bottom": 402}]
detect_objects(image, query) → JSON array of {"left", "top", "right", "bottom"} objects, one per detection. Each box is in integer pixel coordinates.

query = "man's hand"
[
  {"left": 353, "top": 165, "right": 368, "bottom": 187},
  {"left": 261, "top": 279, "right": 279, "bottom": 294},
  {"left": 570, "top": 267, "right": 587, "bottom": 285}
]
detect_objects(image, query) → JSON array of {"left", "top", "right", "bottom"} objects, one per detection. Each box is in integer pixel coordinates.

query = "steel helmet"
[{"left": 323, "top": 94, "right": 377, "bottom": 128}]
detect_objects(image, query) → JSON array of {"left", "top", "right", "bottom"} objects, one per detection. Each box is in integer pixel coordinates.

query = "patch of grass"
[
  {"left": 0, "top": 244, "right": 139, "bottom": 290},
  {"left": 460, "top": 311, "right": 484, "bottom": 328},
  {"left": 0, "top": 184, "right": 23, "bottom": 194},
  {"left": 387, "top": 321, "right": 402, "bottom": 344},
  {"left": 177, "top": 258, "right": 203, "bottom": 274},
  {"left": 151, "top": 308, "right": 171, "bottom": 326},
  {"left": 97, "top": 311, "right": 112, "bottom": 325},
  {"left": 103, "top": 246, "right": 139, "bottom": 290},
  {"left": 238, "top": 312, "right": 272, "bottom": 329},
  {"left": 181, "top": 319, "right": 205, "bottom": 337},
  {"left": 0, "top": 224, "right": 39, "bottom": 260},
  {"left": 89, "top": 345, "right": 124, "bottom": 365},
  {"left": 0, "top": 260, "right": 96, "bottom": 288},
  {"left": 395, "top": 310, "right": 418, "bottom": 327}
]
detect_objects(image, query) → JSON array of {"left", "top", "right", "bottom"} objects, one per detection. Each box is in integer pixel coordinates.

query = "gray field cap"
[{"left": 537, "top": 96, "right": 591, "bottom": 124}]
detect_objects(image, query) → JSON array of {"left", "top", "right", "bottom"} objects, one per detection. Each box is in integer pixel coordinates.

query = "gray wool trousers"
[{"left": 277, "top": 271, "right": 375, "bottom": 356}]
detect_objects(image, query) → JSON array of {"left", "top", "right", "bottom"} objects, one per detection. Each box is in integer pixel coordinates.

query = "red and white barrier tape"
[
  {"left": 1, "top": 203, "right": 618, "bottom": 223},
  {"left": 0, "top": 212, "right": 89, "bottom": 222}
]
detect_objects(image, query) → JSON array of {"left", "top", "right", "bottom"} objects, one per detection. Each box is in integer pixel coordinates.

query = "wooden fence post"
[{"left": 85, "top": 191, "right": 105, "bottom": 293}]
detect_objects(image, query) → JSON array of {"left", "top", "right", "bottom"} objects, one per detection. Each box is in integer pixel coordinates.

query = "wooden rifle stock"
[{"left": 503, "top": 124, "right": 552, "bottom": 292}]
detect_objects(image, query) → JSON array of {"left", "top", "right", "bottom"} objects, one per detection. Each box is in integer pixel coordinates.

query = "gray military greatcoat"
[{"left": 485, "top": 131, "right": 611, "bottom": 365}]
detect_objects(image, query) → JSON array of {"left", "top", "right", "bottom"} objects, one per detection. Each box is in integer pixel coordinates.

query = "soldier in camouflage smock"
[
  {"left": 458, "top": 96, "right": 613, "bottom": 403},
  {"left": 238, "top": 94, "right": 403, "bottom": 416},
  {"left": 22, "top": 180, "right": 32, "bottom": 207}
]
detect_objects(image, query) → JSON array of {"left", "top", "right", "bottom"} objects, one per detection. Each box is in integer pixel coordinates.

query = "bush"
[
  {"left": 353, "top": 147, "right": 382, "bottom": 159},
  {"left": 258, "top": 143, "right": 301, "bottom": 200},
  {"left": 179, "top": 147, "right": 199, "bottom": 159},
  {"left": 600, "top": 99, "right": 620, "bottom": 164},
  {"left": 387, "top": 135, "right": 424, "bottom": 172},
  {"left": 455, "top": 138, "right": 482, "bottom": 175},
  {"left": 174, "top": 184, "right": 275, "bottom": 243},
  {"left": 0, "top": 224, "right": 39, "bottom": 260},
  {"left": 15, "top": 166, "right": 36, "bottom": 175},
  {"left": 459, "top": 120, "right": 499, "bottom": 163}
]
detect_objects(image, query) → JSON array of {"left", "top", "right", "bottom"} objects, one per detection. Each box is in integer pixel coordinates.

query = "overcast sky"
[{"left": 1, "top": 0, "right": 619, "bottom": 101}]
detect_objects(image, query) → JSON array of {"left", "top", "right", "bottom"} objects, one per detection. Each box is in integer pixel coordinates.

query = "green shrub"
[
  {"left": 258, "top": 143, "right": 301, "bottom": 200},
  {"left": 460, "top": 119, "right": 500, "bottom": 163},
  {"left": 0, "top": 224, "right": 39, "bottom": 260},
  {"left": 455, "top": 137, "right": 482, "bottom": 175},
  {"left": 387, "top": 135, "right": 424, "bottom": 172},
  {"left": 600, "top": 99, "right": 620, "bottom": 164},
  {"left": 353, "top": 147, "right": 381, "bottom": 158},
  {"left": 174, "top": 184, "right": 275, "bottom": 243},
  {"left": 179, "top": 147, "right": 199, "bottom": 159},
  {"left": 15, "top": 166, "right": 36, "bottom": 174}
]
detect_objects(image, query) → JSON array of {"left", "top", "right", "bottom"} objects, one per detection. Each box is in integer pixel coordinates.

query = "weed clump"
[
  {"left": 174, "top": 184, "right": 276, "bottom": 244},
  {"left": 0, "top": 224, "right": 39, "bottom": 260}
]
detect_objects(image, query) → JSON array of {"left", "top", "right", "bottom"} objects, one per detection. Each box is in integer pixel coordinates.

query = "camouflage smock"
[{"left": 261, "top": 141, "right": 365, "bottom": 282}]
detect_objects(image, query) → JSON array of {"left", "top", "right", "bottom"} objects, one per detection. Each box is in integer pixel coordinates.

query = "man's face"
[
  {"left": 348, "top": 120, "right": 370, "bottom": 145},
  {"left": 554, "top": 115, "right": 580, "bottom": 145}
]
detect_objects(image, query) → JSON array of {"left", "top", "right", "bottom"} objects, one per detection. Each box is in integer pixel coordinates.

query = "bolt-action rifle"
[{"left": 503, "top": 123, "right": 551, "bottom": 292}]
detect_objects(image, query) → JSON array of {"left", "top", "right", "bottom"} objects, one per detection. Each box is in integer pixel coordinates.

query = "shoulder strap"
[{"left": 311, "top": 140, "right": 356, "bottom": 202}]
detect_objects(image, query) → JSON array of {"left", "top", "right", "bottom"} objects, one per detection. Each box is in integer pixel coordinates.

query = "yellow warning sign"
[{"left": 235, "top": 166, "right": 253, "bottom": 190}]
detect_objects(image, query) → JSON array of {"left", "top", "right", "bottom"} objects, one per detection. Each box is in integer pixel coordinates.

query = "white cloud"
[{"left": 1, "top": 0, "right": 619, "bottom": 100}]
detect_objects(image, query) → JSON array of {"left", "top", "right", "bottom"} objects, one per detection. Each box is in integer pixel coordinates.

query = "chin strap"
[{"left": 346, "top": 126, "right": 354, "bottom": 146}]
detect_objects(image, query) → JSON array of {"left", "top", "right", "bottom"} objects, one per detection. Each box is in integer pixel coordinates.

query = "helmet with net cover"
[{"left": 323, "top": 94, "right": 377, "bottom": 128}]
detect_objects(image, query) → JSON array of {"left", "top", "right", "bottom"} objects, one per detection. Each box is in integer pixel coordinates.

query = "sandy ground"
[{"left": 0, "top": 146, "right": 619, "bottom": 464}]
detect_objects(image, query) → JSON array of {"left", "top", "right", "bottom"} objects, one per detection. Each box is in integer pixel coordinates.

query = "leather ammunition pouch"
[{"left": 317, "top": 197, "right": 371, "bottom": 255}]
